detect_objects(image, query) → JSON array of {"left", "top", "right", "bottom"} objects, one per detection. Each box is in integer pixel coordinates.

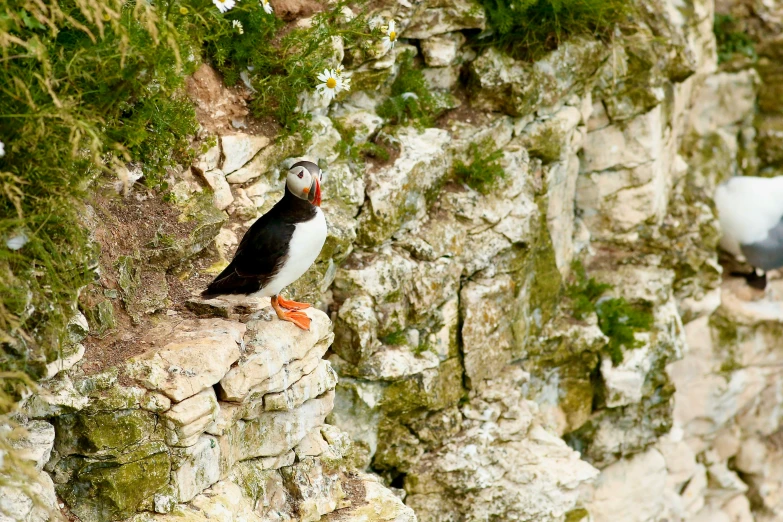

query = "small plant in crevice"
[
  {"left": 476, "top": 0, "right": 632, "bottom": 61},
  {"left": 595, "top": 297, "right": 654, "bottom": 366},
  {"left": 376, "top": 51, "right": 447, "bottom": 127},
  {"left": 566, "top": 261, "right": 654, "bottom": 365},
  {"left": 714, "top": 14, "right": 757, "bottom": 64},
  {"left": 380, "top": 330, "right": 408, "bottom": 346},
  {"left": 452, "top": 139, "right": 506, "bottom": 194},
  {"left": 565, "top": 260, "right": 612, "bottom": 320},
  {"left": 332, "top": 119, "right": 392, "bottom": 165}
]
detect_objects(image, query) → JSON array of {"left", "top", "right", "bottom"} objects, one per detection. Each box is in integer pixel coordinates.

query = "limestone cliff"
[{"left": 4, "top": 0, "right": 783, "bottom": 521}]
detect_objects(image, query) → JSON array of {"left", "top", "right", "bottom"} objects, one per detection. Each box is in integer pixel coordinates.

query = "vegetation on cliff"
[
  {"left": 566, "top": 262, "right": 654, "bottom": 365},
  {"left": 477, "top": 0, "right": 631, "bottom": 60}
]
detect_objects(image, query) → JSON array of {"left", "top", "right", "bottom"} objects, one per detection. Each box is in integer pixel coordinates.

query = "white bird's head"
[{"left": 287, "top": 160, "right": 322, "bottom": 206}]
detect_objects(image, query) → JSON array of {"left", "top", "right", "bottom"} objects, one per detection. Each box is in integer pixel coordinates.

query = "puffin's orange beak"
[{"left": 313, "top": 175, "right": 321, "bottom": 207}]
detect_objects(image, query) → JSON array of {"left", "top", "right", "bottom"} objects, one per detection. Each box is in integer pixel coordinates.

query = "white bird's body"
[
  {"left": 255, "top": 208, "right": 327, "bottom": 298},
  {"left": 715, "top": 176, "right": 783, "bottom": 269}
]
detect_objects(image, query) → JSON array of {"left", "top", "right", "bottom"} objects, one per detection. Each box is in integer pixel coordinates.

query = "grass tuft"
[
  {"left": 477, "top": 0, "right": 631, "bottom": 60},
  {"left": 714, "top": 14, "right": 757, "bottom": 64},
  {"left": 332, "top": 119, "right": 391, "bottom": 164},
  {"left": 452, "top": 139, "right": 506, "bottom": 194},
  {"left": 377, "top": 51, "right": 447, "bottom": 127}
]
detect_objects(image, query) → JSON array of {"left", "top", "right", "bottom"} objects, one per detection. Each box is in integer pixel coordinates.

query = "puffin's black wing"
[{"left": 202, "top": 205, "right": 296, "bottom": 297}]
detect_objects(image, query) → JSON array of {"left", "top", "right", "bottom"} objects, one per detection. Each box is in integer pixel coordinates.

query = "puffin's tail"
[{"left": 201, "top": 262, "right": 261, "bottom": 297}]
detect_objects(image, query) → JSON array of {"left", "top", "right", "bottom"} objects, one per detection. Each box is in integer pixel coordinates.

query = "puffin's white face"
[{"left": 286, "top": 161, "right": 322, "bottom": 206}]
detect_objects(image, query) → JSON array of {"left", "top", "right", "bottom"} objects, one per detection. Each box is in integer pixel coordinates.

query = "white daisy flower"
[
  {"left": 232, "top": 19, "right": 244, "bottom": 33},
  {"left": 213, "top": 0, "right": 236, "bottom": 13},
  {"left": 340, "top": 74, "right": 351, "bottom": 92},
  {"left": 0, "top": 141, "right": 4, "bottom": 158},
  {"left": 315, "top": 68, "right": 349, "bottom": 103},
  {"left": 382, "top": 20, "right": 399, "bottom": 51},
  {"left": 333, "top": 65, "right": 352, "bottom": 91},
  {"left": 260, "top": 0, "right": 273, "bottom": 14}
]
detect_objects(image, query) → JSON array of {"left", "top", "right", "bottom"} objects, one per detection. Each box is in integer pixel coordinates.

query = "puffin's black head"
[{"left": 287, "top": 160, "right": 322, "bottom": 206}]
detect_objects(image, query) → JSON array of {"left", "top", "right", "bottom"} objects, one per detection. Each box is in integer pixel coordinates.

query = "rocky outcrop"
[{"left": 7, "top": 307, "right": 416, "bottom": 522}]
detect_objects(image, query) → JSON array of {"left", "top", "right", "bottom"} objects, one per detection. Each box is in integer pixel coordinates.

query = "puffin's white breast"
[{"left": 262, "top": 208, "right": 327, "bottom": 297}]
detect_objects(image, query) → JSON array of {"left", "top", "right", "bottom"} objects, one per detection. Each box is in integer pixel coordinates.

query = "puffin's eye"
[{"left": 297, "top": 172, "right": 304, "bottom": 179}]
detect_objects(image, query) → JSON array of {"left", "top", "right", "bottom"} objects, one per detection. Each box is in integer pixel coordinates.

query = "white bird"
[{"left": 715, "top": 175, "right": 783, "bottom": 289}]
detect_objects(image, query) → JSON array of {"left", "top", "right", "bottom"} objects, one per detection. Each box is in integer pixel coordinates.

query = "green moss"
[
  {"left": 558, "top": 367, "right": 597, "bottom": 431},
  {"left": 525, "top": 205, "right": 563, "bottom": 328},
  {"left": 522, "top": 125, "right": 565, "bottom": 164},
  {"left": 87, "top": 300, "right": 117, "bottom": 336},
  {"left": 332, "top": 119, "right": 392, "bottom": 165},
  {"left": 714, "top": 14, "right": 757, "bottom": 64},
  {"left": 710, "top": 312, "right": 744, "bottom": 377},
  {"left": 350, "top": 68, "right": 395, "bottom": 93},
  {"left": 232, "top": 460, "right": 280, "bottom": 503},
  {"left": 144, "top": 191, "right": 226, "bottom": 270},
  {"left": 565, "top": 260, "right": 653, "bottom": 365},
  {"left": 710, "top": 312, "right": 739, "bottom": 347},
  {"left": 565, "top": 260, "right": 612, "bottom": 320},
  {"left": 719, "top": 356, "right": 743, "bottom": 375},
  {"left": 565, "top": 508, "right": 590, "bottom": 522},
  {"left": 61, "top": 442, "right": 170, "bottom": 522},
  {"left": 53, "top": 409, "right": 157, "bottom": 458},
  {"left": 377, "top": 51, "right": 447, "bottom": 127},
  {"left": 382, "top": 358, "right": 464, "bottom": 417},
  {"left": 372, "top": 420, "right": 423, "bottom": 474},
  {"left": 477, "top": 0, "right": 632, "bottom": 60},
  {"left": 452, "top": 139, "right": 506, "bottom": 194}
]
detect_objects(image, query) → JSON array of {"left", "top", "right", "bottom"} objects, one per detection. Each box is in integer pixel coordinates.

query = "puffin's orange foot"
[
  {"left": 281, "top": 310, "right": 311, "bottom": 330},
  {"left": 271, "top": 295, "right": 311, "bottom": 330},
  {"left": 277, "top": 296, "right": 311, "bottom": 311}
]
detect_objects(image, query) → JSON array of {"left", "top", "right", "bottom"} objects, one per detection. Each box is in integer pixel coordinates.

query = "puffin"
[
  {"left": 202, "top": 160, "right": 327, "bottom": 330},
  {"left": 715, "top": 175, "right": 783, "bottom": 289}
]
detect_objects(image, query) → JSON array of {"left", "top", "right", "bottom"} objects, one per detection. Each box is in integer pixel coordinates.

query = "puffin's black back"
[{"left": 202, "top": 187, "right": 318, "bottom": 296}]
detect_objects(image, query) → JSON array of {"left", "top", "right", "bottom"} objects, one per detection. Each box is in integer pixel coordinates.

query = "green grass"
[
  {"left": 566, "top": 261, "right": 654, "bottom": 364},
  {"left": 452, "top": 139, "right": 506, "bottom": 194},
  {"left": 0, "top": 0, "right": 200, "bottom": 387},
  {"left": 377, "top": 51, "right": 447, "bottom": 127},
  {"left": 380, "top": 330, "right": 408, "bottom": 346},
  {"left": 714, "top": 14, "right": 757, "bottom": 64},
  {"left": 477, "top": 0, "right": 631, "bottom": 60}
]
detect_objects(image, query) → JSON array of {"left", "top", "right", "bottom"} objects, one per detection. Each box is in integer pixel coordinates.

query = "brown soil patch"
[
  {"left": 186, "top": 64, "right": 279, "bottom": 139},
  {"left": 270, "top": 0, "right": 324, "bottom": 21},
  {"left": 80, "top": 184, "right": 221, "bottom": 375},
  {"left": 436, "top": 97, "right": 491, "bottom": 130},
  {"left": 364, "top": 137, "right": 401, "bottom": 172}
]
